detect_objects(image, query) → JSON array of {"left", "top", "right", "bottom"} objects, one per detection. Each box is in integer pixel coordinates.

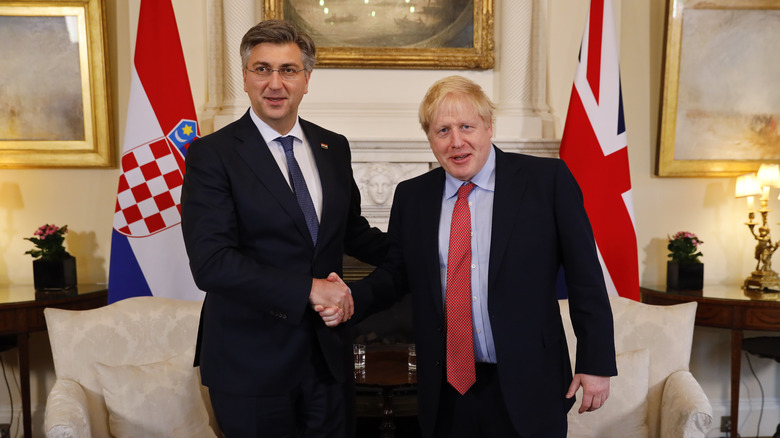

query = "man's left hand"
[{"left": 565, "top": 374, "right": 610, "bottom": 413}]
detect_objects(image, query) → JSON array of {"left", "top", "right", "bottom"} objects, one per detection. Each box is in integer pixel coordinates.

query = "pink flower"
[
  {"left": 668, "top": 231, "right": 704, "bottom": 263},
  {"left": 23, "top": 224, "right": 70, "bottom": 260}
]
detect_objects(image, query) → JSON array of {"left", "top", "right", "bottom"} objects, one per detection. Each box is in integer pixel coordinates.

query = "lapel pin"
[{"left": 320, "top": 143, "right": 328, "bottom": 150}]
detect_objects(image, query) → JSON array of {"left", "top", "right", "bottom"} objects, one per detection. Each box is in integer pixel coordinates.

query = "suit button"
[{"left": 434, "top": 361, "right": 442, "bottom": 367}]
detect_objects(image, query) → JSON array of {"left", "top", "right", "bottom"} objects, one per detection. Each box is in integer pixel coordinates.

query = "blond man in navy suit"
[{"left": 347, "top": 76, "right": 617, "bottom": 438}]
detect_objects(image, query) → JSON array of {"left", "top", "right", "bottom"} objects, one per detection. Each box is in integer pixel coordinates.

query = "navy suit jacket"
[
  {"left": 352, "top": 147, "right": 617, "bottom": 436},
  {"left": 181, "top": 110, "right": 386, "bottom": 395}
]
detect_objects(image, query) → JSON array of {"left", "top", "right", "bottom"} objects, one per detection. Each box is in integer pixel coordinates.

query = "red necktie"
[{"left": 446, "top": 182, "right": 476, "bottom": 395}]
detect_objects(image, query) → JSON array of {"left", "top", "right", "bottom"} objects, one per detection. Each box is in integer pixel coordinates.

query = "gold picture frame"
[
  {"left": 264, "top": 0, "right": 494, "bottom": 69},
  {"left": 0, "top": 0, "right": 113, "bottom": 168},
  {"left": 657, "top": 0, "right": 780, "bottom": 177}
]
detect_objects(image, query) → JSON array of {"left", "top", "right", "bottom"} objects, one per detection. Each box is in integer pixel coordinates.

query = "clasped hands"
[{"left": 309, "top": 272, "right": 351, "bottom": 327}]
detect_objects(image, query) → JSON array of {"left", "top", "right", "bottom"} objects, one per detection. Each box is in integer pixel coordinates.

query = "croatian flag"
[
  {"left": 559, "top": 0, "right": 639, "bottom": 301},
  {"left": 108, "top": 0, "right": 204, "bottom": 302}
]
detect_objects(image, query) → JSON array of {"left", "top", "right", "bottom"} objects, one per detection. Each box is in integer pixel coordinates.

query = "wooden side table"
[
  {"left": 0, "top": 284, "right": 108, "bottom": 438},
  {"left": 640, "top": 285, "right": 780, "bottom": 438},
  {"left": 354, "top": 345, "right": 418, "bottom": 438}
]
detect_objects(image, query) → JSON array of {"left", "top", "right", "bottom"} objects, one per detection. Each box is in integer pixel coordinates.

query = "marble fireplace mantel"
[{"left": 349, "top": 138, "right": 559, "bottom": 230}]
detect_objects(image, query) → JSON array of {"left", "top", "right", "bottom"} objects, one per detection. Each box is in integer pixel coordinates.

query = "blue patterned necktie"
[{"left": 277, "top": 136, "right": 318, "bottom": 245}]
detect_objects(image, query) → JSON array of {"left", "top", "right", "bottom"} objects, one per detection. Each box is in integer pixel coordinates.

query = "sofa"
[
  {"left": 561, "top": 296, "right": 712, "bottom": 438},
  {"left": 43, "top": 296, "right": 219, "bottom": 438}
]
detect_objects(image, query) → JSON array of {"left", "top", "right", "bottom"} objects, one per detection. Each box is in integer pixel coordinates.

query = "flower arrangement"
[
  {"left": 667, "top": 231, "right": 703, "bottom": 264},
  {"left": 24, "top": 224, "right": 71, "bottom": 260}
]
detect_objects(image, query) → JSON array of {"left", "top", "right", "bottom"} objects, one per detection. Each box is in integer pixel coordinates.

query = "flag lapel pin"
[{"left": 320, "top": 143, "right": 328, "bottom": 150}]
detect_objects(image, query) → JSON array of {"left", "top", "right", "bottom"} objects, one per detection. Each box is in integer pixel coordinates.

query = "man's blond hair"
[{"left": 418, "top": 75, "right": 496, "bottom": 135}]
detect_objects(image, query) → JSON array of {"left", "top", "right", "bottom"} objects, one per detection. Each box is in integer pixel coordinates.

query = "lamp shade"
[
  {"left": 735, "top": 173, "right": 761, "bottom": 198},
  {"left": 757, "top": 163, "right": 780, "bottom": 188},
  {"left": 0, "top": 183, "right": 24, "bottom": 210}
]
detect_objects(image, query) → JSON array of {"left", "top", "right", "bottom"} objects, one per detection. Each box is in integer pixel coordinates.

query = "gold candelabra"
[{"left": 736, "top": 164, "right": 780, "bottom": 292}]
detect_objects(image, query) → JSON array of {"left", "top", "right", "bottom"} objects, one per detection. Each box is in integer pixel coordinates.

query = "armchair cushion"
[
  {"left": 568, "top": 348, "right": 650, "bottom": 438},
  {"left": 95, "top": 346, "right": 216, "bottom": 438}
]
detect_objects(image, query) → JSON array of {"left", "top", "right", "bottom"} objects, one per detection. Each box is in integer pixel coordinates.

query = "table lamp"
[
  {"left": 738, "top": 164, "right": 780, "bottom": 292},
  {"left": 735, "top": 173, "right": 761, "bottom": 224},
  {"left": 0, "top": 183, "right": 23, "bottom": 209},
  {"left": 0, "top": 182, "right": 24, "bottom": 247}
]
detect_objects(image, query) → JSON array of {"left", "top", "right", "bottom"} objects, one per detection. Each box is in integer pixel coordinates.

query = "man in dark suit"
[
  {"left": 347, "top": 76, "right": 617, "bottom": 438},
  {"left": 181, "top": 20, "right": 385, "bottom": 437}
]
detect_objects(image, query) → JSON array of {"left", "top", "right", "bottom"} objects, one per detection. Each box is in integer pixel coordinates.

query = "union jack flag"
[{"left": 559, "top": 0, "right": 639, "bottom": 300}]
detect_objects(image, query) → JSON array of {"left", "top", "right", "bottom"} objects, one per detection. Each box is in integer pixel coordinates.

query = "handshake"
[{"left": 309, "top": 272, "right": 352, "bottom": 327}]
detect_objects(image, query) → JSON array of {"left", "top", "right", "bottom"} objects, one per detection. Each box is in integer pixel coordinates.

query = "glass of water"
[{"left": 353, "top": 344, "right": 366, "bottom": 370}]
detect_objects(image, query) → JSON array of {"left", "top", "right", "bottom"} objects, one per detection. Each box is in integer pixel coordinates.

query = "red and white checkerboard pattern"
[{"left": 114, "top": 138, "right": 184, "bottom": 237}]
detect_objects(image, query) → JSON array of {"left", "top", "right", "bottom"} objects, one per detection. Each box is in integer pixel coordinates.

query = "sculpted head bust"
[{"left": 360, "top": 164, "right": 397, "bottom": 206}]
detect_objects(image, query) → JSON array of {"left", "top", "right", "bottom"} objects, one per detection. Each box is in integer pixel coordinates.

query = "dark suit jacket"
[
  {"left": 181, "top": 110, "right": 386, "bottom": 395},
  {"left": 352, "top": 147, "right": 617, "bottom": 436}
]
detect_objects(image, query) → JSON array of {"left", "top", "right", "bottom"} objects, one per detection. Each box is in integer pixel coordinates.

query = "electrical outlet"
[
  {"left": 720, "top": 415, "right": 731, "bottom": 432},
  {"left": 0, "top": 423, "right": 10, "bottom": 438}
]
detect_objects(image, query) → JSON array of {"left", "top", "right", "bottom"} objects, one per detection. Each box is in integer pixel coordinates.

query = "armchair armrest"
[
  {"left": 44, "top": 379, "right": 92, "bottom": 438},
  {"left": 660, "top": 371, "right": 713, "bottom": 438}
]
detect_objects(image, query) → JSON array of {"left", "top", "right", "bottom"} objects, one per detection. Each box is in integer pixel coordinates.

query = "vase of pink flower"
[
  {"left": 666, "top": 231, "right": 704, "bottom": 291},
  {"left": 24, "top": 224, "right": 77, "bottom": 292}
]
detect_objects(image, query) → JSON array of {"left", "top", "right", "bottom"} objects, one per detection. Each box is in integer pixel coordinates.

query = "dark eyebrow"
[{"left": 250, "top": 61, "right": 301, "bottom": 69}]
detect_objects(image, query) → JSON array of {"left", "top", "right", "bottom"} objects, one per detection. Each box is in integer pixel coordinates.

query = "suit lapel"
[
  {"left": 417, "top": 170, "right": 447, "bottom": 320},
  {"left": 233, "top": 111, "right": 314, "bottom": 247},
  {"left": 488, "top": 148, "right": 527, "bottom": 288}
]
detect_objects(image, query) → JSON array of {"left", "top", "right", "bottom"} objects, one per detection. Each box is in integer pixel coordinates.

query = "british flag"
[
  {"left": 108, "top": 0, "right": 203, "bottom": 302},
  {"left": 559, "top": 0, "right": 639, "bottom": 301}
]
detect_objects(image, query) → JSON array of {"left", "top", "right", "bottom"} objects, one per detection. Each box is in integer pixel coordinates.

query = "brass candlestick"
[
  {"left": 737, "top": 166, "right": 780, "bottom": 292},
  {"left": 744, "top": 197, "right": 780, "bottom": 292}
]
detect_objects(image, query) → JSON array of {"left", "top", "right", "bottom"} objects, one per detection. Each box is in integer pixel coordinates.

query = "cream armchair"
[
  {"left": 43, "top": 296, "right": 219, "bottom": 438},
  {"left": 561, "top": 296, "right": 713, "bottom": 438}
]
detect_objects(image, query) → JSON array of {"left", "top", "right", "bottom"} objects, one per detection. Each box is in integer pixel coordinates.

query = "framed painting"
[
  {"left": 264, "top": 0, "right": 494, "bottom": 69},
  {"left": 0, "top": 0, "right": 112, "bottom": 168},
  {"left": 657, "top": 0, "right": 780, "bottom": 177}
]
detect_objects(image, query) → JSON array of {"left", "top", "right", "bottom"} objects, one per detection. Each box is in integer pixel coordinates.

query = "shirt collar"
[
  {"left": 249, "top": 109, "right": 305, "bottom": 147},
  {"left": 444, "top": 145, "right": 496, "bottom": 200}
]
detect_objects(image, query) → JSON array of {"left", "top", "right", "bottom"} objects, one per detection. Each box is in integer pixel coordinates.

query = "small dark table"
[
  {"left": 354, "top": 345, "right": 418, "bottom": 438},
  {"left": 640, "top": 285, "right": 780, "bottom": 438},
  {"left": 0, "top": 284, "right": 108, "bottom": 438}
]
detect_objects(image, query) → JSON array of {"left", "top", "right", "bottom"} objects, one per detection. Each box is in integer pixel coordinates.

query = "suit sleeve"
[
  {"left": 181, "top": 137, "right": 312, "bottom": 322},
  {"left": 554, "top": 160, "right": 617, "bottom": 377},
  {"left": 350, "top": 181, "right": 411, "bottom": 323}
]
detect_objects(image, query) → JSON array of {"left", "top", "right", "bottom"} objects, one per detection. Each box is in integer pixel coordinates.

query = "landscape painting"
[{"left": 265, "top": 0, "right": 494, "bottom": 69}]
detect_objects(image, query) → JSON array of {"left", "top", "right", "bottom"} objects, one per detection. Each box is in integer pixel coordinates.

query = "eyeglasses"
[{"left": 246, "top": 66, "right": 307, "bottom": 81}]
